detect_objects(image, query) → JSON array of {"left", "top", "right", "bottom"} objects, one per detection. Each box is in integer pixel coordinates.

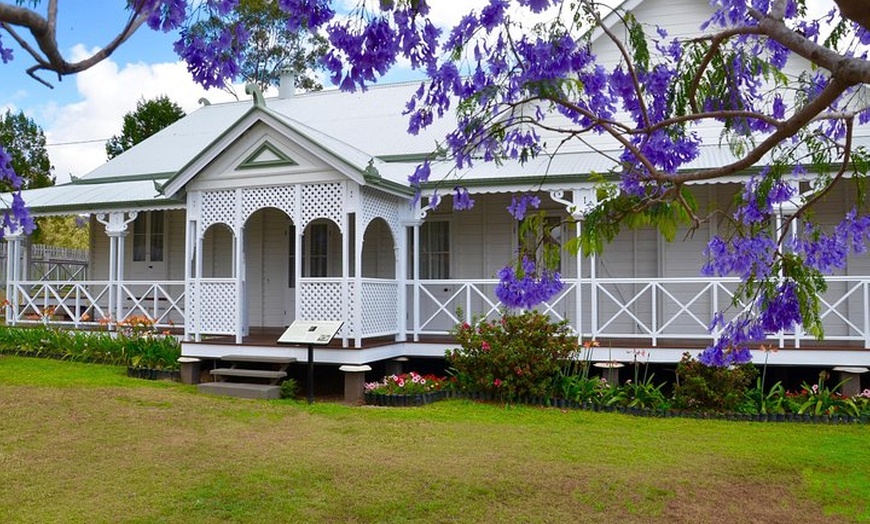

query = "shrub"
[
  {"left": 794, "top": 371, "right": 859, "bottom": 417},
  {"left": 280, "top": 378, "right": 299, "bottom": 399},
  {"left": 607, "top": 375, "right": 670, "bottom": 410},
  {"left": 0, "top": 324, "right": 181, "bottom": 370},
  {"left": 449, "top": 311, "right": 578, "bottom": 401},
  {"left": 672, "top": 352, "right": 757, "bottom": 412}
]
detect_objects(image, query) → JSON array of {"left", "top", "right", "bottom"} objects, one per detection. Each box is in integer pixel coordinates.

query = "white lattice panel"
[
  {"left": 200, "top": 190, "right": 237, "bottom": 232},
  {"left": 361, "top": 280, "right": 399, "bottom": 336},
  {"left": 361, "top": 187, "right": 402, "bottom": 241},
  {"left": 299, "top": 280, "right": 352, "bottom": 338},
  {"left": 242, "top": 186, "right": 297, "bottom": 223},
  {"left": 187, "top": 281, "right": 198, "bottom": 329},
  {"left": 300, "top": 183, "right": 345, "bottom": 231},
  {"left": 198, "top": 281, "right": 237, "bottom": 334}
]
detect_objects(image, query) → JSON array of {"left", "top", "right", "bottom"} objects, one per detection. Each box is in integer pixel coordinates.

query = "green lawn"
[{"left": 0, "top": 355, "right": 867, "bottom": 523}]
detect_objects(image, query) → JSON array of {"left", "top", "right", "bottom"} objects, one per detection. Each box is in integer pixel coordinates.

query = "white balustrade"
[
  {"left": 8, "top": 280, "right": 185, "bottom": 329},
  {"left": 410, "top": 276, "right": 870, "bottom": 348}
]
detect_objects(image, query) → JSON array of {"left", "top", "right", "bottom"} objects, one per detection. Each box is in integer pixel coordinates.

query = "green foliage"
[
  {"left": 106, "top": 96, "right": 186, "bottom": 159},
  {"left": 796, "top": 371, "right": 859, "bottom": 417},
  {"left": 606, "top": 374, "right": 669, "bottom": 410},
  {"left": 554, "top": 372, "right": 610, "bottom": 404},
  {"left": 32, "top": 215, "right": 89, "bottom": 249},
  {"left": 672, "top": 352, "right": 757, "bottom": 412},
  {"left": 0, "top": 324, "right": 181, "bottom": 370},
  {"left": 579, "top": 184, "right": 696, "bottom": 257},
  {"left": 449, "top": 311, "right": 578, "bottom": 401},
  {"left": 185, "top": 0, "right": 329, "bottom": 92},
  {"left": 739, "top": 378, "right": 790, "bottom": 415},
  {"left": 280, "top": 378, "right": 299, "bottom": 399},
  {"left": 0, "top": 109, "right": 54, "bottom": 191}
]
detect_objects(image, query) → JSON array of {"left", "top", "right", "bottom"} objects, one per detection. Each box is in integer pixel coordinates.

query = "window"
[
  {"left": 420, "top": 221, "right": 450, "bottom": 279},
  {"left": 132, "top": 211, "right": 164, "bottom": 262},
  {"left": 307, "top": 222, "right": 329, "bottom": 278}
]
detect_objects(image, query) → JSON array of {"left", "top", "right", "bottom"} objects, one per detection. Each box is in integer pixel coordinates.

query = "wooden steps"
[
  {"left": 210, "top": 368, "right": 287, "bottom": 381},
  {"left": 198, "top": 354, "right": 297, "bottom": 399},
  {"left": 198, "top": 382, "right": 282, "bottom": 400}
]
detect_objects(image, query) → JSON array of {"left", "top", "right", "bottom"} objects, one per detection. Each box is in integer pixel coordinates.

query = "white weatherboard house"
[{"left": 3, "top": 0, "right": 869, "bottom": 379}]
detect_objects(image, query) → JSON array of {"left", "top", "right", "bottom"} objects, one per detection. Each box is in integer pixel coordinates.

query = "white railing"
[
  {"left": 360, "top": 278, "right": 399, "bottom": 338},
  {"left": 411, "top": 276, "right": 870, "bottom": 348},
  {"left": 7, "top": 280, "right": 185, "bottom": 329},
  {"left": 193, "top": 279, "right": 236, "bottom": 335},
  {"left": 0, "top": 243, "right": 89, "bottom": 284},
  {"left": 298, "top": 279, "right": 350, "bottom": 338}
]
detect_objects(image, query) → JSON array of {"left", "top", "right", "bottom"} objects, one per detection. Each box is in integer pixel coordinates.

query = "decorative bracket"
[
  {"left": 550, "top": 189, "right": 596, "bottom": 219},
  {"left": 96, "top": 211, "right": 138, "bottom": 237}
]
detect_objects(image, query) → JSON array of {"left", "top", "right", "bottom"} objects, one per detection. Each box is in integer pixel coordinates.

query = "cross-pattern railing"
[
  {"left": 7, "top": 280, "right": 185, "bottom": 329},
  {"left": 411, "top": 276, "right": 870, "bottom": 348}
]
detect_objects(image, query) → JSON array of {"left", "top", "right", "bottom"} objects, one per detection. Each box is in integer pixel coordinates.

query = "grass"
[{"left": 0, "top": 355, "right": 868, "bottom": 524}]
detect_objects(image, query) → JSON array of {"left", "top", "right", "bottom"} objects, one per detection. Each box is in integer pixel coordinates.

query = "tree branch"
[{"left": 0, "top": 1, "right": 153, "bottom": 87}]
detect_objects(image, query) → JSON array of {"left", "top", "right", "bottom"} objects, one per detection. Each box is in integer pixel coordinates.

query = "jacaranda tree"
[{"left": 1, "top": 0, "right": 870, "bottom": 365}]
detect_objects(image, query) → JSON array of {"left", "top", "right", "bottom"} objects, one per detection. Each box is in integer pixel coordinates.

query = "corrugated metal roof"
[
  {"left": 11, "top": 78, "right": 870, "bottom": 213},
  {"left": 2, "top": 179, "right": 181, "bottom": 215}
]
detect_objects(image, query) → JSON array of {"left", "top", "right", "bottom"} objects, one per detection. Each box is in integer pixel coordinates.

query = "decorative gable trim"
[{"left": 236, "top": 141, "right": 298, "bottom": 170}]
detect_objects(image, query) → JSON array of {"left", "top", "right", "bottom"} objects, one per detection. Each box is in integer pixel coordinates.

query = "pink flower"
[
  {"left": 481, "top": 341, "right": 490, "bottom": 352},
  {"left": 493, "top": 378, "right": 502, "bottom": 387}
]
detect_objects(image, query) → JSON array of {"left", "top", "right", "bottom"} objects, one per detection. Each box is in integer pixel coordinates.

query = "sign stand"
[{"left": 277, "top": 320, "right": 343, "bottom": 404}]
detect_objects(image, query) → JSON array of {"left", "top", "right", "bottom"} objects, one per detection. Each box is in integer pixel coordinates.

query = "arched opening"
[
  {"left": 201, "top": 223, "right": 234, "bottom": 278},
  {"left": 245, "top": 208, "right": 293, "bottom": 328},
  {"left": 361, "top": 218, "right": 395, "bottom": 278}
]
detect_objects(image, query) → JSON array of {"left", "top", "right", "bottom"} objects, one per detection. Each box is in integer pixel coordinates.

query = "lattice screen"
[
  {"left": 242, "top": 186, "right": 298, "bottom": 224},
  {"left": 198, "top": 281, "right": 237, "bottom": 334},
  {"left": 187, "top": 281, "right": 198, "bottom": 331},
  {"left": 298, "top": 281, "right": 352, "bottom": 338},
  {"left": 361, "top": 187, "right": 403, "bottom": 241},
  {"left": 300, "top": 183, "right": 345, "bottom": 230},
  {"left": 360, "top": 280, "right": 399, "bottom": 336},
  {"left": 200, "top": 190, "right": 237, "bottom": 232}
]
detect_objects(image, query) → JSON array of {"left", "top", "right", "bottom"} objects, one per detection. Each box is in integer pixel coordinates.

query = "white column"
[
  {"left": 353, "top": 212, "right": 362, "bottom": 348},
  {"left": 396, "top": 223, "right": 408, "bottom": 343},
  {"left": 4, "top": 226, "right": 24, "bottom": 325},
  {"left": 412, "top": 222, "right": 421, "bottom": 342},
  {"left": 234, "top": 188, "right": 244, "bottom": 344},
  {"left": 183, "top": 215, "right": 194, "bottom": 342},
  {"left": 115, "top": 231, "right": 128, "bottom": 322},
  {"left": 194, "top": 226, "right": 204, "bottom": 343},
  {"left": 96, "top": 212, "right": 137, "bottom": 326}
]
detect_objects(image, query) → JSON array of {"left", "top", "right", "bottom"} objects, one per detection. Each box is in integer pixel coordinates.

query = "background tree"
[
  {"left": 0, "top": 109, "right": 84, "bottom": 246},
  {"left": 0, "top": 110, "right": 53, "bottom": 191},
  {"left": 180, "top": 0, "right": 329, "bottom": 92},
  {"left": 105, "top": 96, "right": 185, "bottom": 160}
]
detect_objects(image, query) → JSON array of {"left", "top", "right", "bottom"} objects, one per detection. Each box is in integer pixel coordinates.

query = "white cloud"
[{"left": 38, "top": 45, "right": 242, "bottom": 183}]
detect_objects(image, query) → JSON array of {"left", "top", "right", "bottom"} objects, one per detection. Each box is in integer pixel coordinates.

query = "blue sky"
[{"left": 2, "top": 0, "right": 180, "bottom": 109}]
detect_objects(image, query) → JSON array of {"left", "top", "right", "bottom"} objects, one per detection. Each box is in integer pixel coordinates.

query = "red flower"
[{"left": 493, "top": 378, "right": 502, "bottom": 387}]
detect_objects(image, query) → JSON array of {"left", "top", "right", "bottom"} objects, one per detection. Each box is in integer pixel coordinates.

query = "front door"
[
  {"left": 130, "top": 211, "right": 166, "bottom": 279},
  {"left": 245, "top": 208, "right": 292, "bottom": 328}
]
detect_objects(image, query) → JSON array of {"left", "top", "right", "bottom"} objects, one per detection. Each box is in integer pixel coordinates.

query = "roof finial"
[
  {"left": 198, "top": 97, "right": 211, "bottom": 106},
  {"left": 245, "top": 82, "right": 266, "bottom": 108}
]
